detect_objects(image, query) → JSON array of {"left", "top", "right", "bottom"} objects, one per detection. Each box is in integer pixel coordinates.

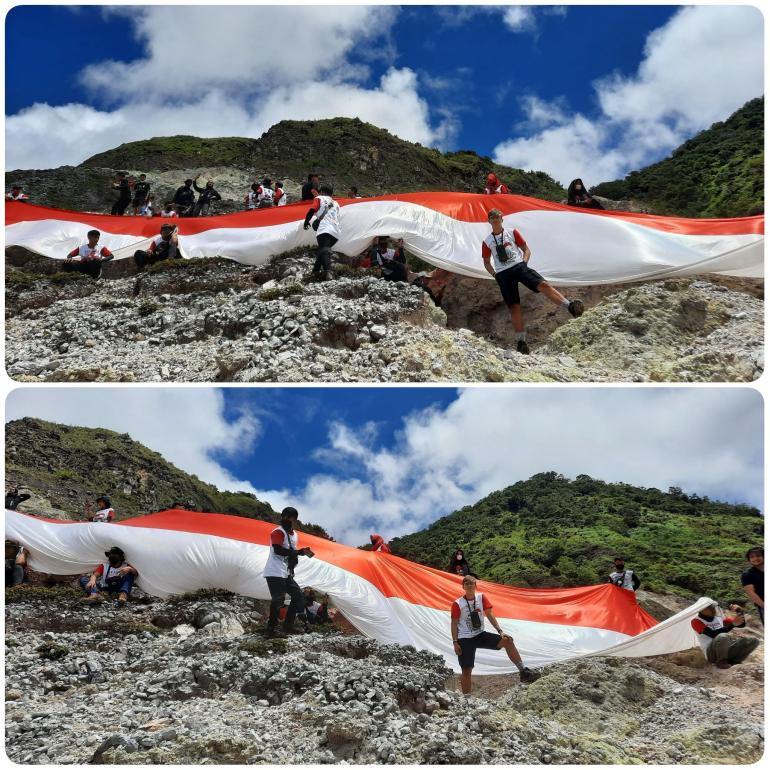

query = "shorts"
[
  {"left": 494, "top": 262, "right": 544, "bottom": 307},
  {"left": 457, "top": 631, "right": 502, "bottom": 670}
]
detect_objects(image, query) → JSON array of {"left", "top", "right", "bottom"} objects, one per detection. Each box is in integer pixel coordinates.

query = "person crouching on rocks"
[
  {"left": 263, "top": 507, "right": 315, "bottom": 638},
  {"left": 691, "top": 602, "right": 759, "bottom": 668},
  {"left": 303, "top": 185, "right": 341, "bottom": 281},
  {"left": 134, "top": 223, "right": 181, "bottom": 269},
  {"left": 482, "top": 208, "right": 584, "bottom": 355},
  {"left": 79, "top": 547, "right": 138, "bottom": 605},
  {"left": 451, "top": 575, "right": 539, "bottom": 694},
  {"left": 370, "top": 236, "right": 408, "bottom": 282},
  {"left": 63, "top": 229, "right": 114, "bottom": 280}
]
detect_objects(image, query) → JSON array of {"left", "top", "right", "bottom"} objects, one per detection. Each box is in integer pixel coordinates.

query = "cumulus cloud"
[
  {"left": 5, "top": 6, "right": 455, "bottom": 169},
  {"left": 251, "top": 389, "right": 763, "bottom": 545},
  {"left": 5, "top": 389, "right": 261, "bottom": 494},
  {"left": 494, "top": 5, "right": 763, "bottom": 185}
]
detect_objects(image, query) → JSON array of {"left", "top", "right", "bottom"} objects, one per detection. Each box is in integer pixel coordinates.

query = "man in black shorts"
[
  {"left": 482, "top": 208, "right": 584, "bottom": 354},
  {"left": 450, "top": 575, "right": 539, "bottom": 694}
]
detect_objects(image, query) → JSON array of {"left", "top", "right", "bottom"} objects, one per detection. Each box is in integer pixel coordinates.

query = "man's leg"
[
  {"left": 12, "top": 565, "right": 25, "bottom": 586},
  {"left": 509, "top": 304, "right": 525, "bottom": 333},
  {"left": 460, "top": 668, "right": 473, "bottom": 695},
  {"left": 537, "top": 280, "right": 584, "bottom": 318},
  {"left": 283, "top": 577, "right": 305, "bottom": 631},
  {"left": 707, "top": 633, "right": 733, "bottom": 665},
  {"left": 265, "top": 576, "right": 287, "bottom": 632},
  {"left": 498, "top": 635, "right": 524, "bottom": 667},
  {"left": 117, "top": 573, "right": 135, "bottom": 602},
  {"left": 727, "top": 637, "right": 760, "bottom": 664}
]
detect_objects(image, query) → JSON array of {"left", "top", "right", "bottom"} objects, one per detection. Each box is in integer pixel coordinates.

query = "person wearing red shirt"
[
  {"left": 483, "top": 173, "right": 509, "bottom": 195},
  {"left": 63, "top": 229, "right": 114, "bottom": 279},
  {"left": 482, "top": 208, "right": 584, "bottom": 354},
  {"left": 690, "top": 603, "right": 759, "bottom": 667},
  {"left": 451, "top": 575, "right": 539, "bottom": 694},
  {"left": 79, "top": 547, "right": 138, "bottom": 605},
  {"left": 370, "top": 534, "right": 391, "bottom": 553}
]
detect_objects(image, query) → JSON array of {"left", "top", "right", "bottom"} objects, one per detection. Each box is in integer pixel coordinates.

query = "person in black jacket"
[
  {"left": 192, "top": 177, "right": 222, "bottom": 216},
  {"left": 301, "top": 173, "right": 320, "bottom": 201},
  {"left": 131, "top": 174, "right": 151, "bottom": 215},
  {"left": 111, "top": 172, "right": 132, "bottom": 215},
  {"left": 448, "top": 548, "right": 473, "bottom": 577},
  {"left": 5, "top": 487, "right": 31, "bottom": 510},
  {"left": 567, "top": 178, "right": 604, "bottom": 209},
  {"left": 173, "top": 179, "right": 196, "bottom": 216}
]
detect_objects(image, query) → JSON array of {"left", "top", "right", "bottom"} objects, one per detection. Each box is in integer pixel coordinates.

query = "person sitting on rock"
[
  {"left": 299, "top": 587, "right": 330, "bottom": 625},
  {"left": 567, "top": 178, "right": 604, "bottom": 210},
  {"left": 79, "top": 547, "right": 138, "bottom": 605},
  {"left": 691, "top": 602, "right": 759, "bottom": 668},
  {"left": 5, "top": 486, "right": 31, "bottom": 510},
  {"left": 63, "top": 229, "right": 114, "bottom": 280},
  {"left": 607, "top": 557, "right": 640, "bottom": 592},
  {"left": 6, "top": 184, "right": 29, "bottom": 202},
  {"left": 173, "top": 179, "right": 196, "bottom": 216},
  {"left": 255, "top": 177, "right": 274, "bottom": 209},
  {"left": 274, "top": 181, "right": 287, "bottom": 206},
  {"left": 5, "top": 540, "right": 29, "bottom": 587},
  {"left": 87, "top": 496, "right": 115, "bottom": 523},
  {"left": 482, "top": 208, "right": 584, "bottom": 355},
  {"left": 370, "top": 534, "right": 391, "bottom": 553},
  {"left": 483, "top": 173, "right": 509, "bottom": 195},
  {"left": 140, "top": 193, "right": 155, "bottom": 218},
  {"left": 111, "top": 172, "right": 132, "bottom": 216},
  {"left": 262, "top": 507, "right": 315, "bottom": 637},
  {"left": 448, "top": 548, "right": 473, "bottom": 577},
  {"left": 301, "top": 173, "right": 320, "bottom": 201},
  {"left": 303, "top": 185, "right": 341, "bottom": 281},
  {"left": 160, "top": 202, "right": 178, "bottom": 218},
  {"left": 370, "top": 236, "right": 408, "bottom": 283},
  {"left": 131, "top": 174, "right": 151, "bottom": 216},
  {"left": 451, "top": 575, "right": 539, "bottom": 694},
  {"left": 134, "top": 223, "right": 181, "bottom": 269},
  {"left": 192, "top": 177, "right": 222, "bottom": 216}
]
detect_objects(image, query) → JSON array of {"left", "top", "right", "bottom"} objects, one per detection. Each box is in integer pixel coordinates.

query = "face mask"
[
  {"left": 281, "top": 518, "right": 295, "bottom": 530},
  {"left": 615, "top": 564, "right": 625, "bottom": 572},
  {"left": 108, "top": 556, "right": 121, "bottom": 566}
]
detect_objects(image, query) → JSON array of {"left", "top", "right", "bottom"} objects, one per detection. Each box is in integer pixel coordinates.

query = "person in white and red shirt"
[
  {"left": 134, "top": 223, "right": 181, "bottom": 269},
  {"left": 6, "top": 185, "right": 29, "bottom": 202},
  {"left": 63, "top": 229, "right": 114, "bottom": 279},
  {"left": 274, "top": 181, "right": 287, "bottom": 206},
  {"left": 482, "top": 208, "right": 584, "bottom": 354},
  {"left": 690, "top": 603, "right": 759, "bottom": 667},
  {"left": 89, "top": 496, "right": 115, "bottom": 523},
  {"left": 255, "top": 178, "right": 274, "bottom": 208},
  {"left": 451, "top": 575, "right": 539, "bottom": 694},
  {"left": 483, "top": 173, "right": 509, "bottom": 195},
  {"left": 262, "top": 507, "right": 315, "bottom": 638},
  {"left": 79, "top": 547, "right": 138, "bottom": 605},
  {"left": 303, "top": 185, "right": 341, "bottom": 281}
]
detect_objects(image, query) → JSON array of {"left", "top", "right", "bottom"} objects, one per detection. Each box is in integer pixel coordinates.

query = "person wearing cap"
[
  {"left": 79, "top": 547, "right": 138, "bottom": 605},
  {"left": 741, "top": 547, "right": 764, "bottom": 625},
  {"left": 369, "top": 236, "right": 408, "bottom": 282},
  {"left": 134, "top": 223, "right": 181, "bottom": 269},
  {"left": 484, "top": 173, "right": 509, "bottom": 195},
  {"left": 607, "top": 557, "right": 640, "bottom": 592},
  {"left": 482, "top": 208, "right": 584, "bottom": 354},
  {"left": 691, "top": 602, "right": 759, "bottom": 668},
  {"left": 6, "top": 184, "right": 29, "bottom": 202},
  {"left": 88, "top": 496, "right": 115, "bottom": 523},
  {"left": 451, "top": 575, "right": 539, "bottom": 694},
  {"left": 173, "top": 179, "right": 196, "bottom": 216},
  {"left": 303, "top": 185, "right": 341, "bottom": 281},
  {"left": 192, "top": 176, "right": 222, "bottom": 216}
]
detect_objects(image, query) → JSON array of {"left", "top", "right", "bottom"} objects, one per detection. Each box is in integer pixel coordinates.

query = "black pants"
[
  {"left": 383, "top": 262, "right": 408, "bottom": 282},
  {"left": 313, "top": 234, "right": 338, "bottom": 275},
  {"left": 134, "top": 247, "right": 178, "bottom": 269},
  {"left": 265, "top": 575, "right": 303, "bottom": 628},
  {"left": 63, "top": 260, "right": 102, "bottom": 279},
  {"left": 111, "top": 197, "right": 131, "bottom": 216}
]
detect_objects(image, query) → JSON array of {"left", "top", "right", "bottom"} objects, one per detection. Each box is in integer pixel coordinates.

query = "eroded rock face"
[
  {"left": 5, "top": 251, "right": 763, "bottom": 383},
  {"left": 4, "top": 588, "right": 763, "bottom": 765}
]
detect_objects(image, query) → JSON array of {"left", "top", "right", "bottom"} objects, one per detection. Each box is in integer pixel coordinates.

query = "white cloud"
[
  {"left": 494, "top": 5, "right": 763, "bottom": 185},
  {"left": 5, "top": 6, "right": 455, "bottom": 170},
  {"left": 5, "top": 389, "right": 261, "bottom": 495},
  {"left": 502, "top": 7, "right": 536, "bottom": 33},
  {"left": 252, "top": 389, "right": 763, "bottom": 545}
]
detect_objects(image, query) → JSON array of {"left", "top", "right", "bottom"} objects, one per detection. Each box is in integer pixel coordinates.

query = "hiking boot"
[
  {"left": 516, "top": 339, "right": 530, "bottom": 355},
  {"left": 519, "top": 667, "right": 540, "bottom": 684},
  {"left": 265, "top": 626, "right": 288, "bottom": 639},
  {"left": 283, "top": 624, "right": 305, "bottom": 635},
  {"left": 567, "top": 299, "right": 585, "bottom": 318},
  {"left": 118, "top": 592, "right": 128, "bottom": 605}
]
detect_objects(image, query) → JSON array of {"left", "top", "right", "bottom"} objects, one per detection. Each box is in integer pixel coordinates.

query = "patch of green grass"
[
  {"left": 36, "top": 642, "right": 69, "bottom": 660},
  {"left": 138, "top": 300, "right": 159, "bottom": 317},
  {"left": 239, "top": 636, "right": 288, "bottom": 656},
  {"left": 49, "top": 271, "right": 92, "bottom": 285},
  {"left": 260, "top": 283, "right": 304, "bottom": 301},
  {"left": 6, "top": 271, "right": 45, "bottom": 289}
]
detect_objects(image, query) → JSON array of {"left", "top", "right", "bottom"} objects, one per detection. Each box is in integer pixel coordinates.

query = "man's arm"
[
  {"left": 743, "top": 585, "right": 764, "bottom": 608},
  {"left": 632, "top": 573, "right": 641, "bottom": 591},
  {"left": 484, "top": 609, "right": 505, "bottom": 636},
  {"left": 450, "top": 617, "right": 461, "bottom": 655},
  {"left": 193, "top": 181, "right": 204, "bottom": 193},
  {"left": 481, "top": 242, "right": 495, "bottom": 276}
]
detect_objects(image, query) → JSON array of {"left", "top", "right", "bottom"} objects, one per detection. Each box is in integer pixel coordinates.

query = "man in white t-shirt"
[
  {"left": 63, "top": 229, "right": 114, "bottom": 279},
  {"left": 263, "top": 507, "right": 315, "bottom": 638},
  {"left": 303, "top": 185, "right": 341, "bottom": 281},
  {"left": 451, "top": 575, "right": 539, "bottom": 694},
  {"left": 607, "top": 557, "right": 640, "bottom": 592},
  {"left": 482, "top": 208, "right": 584, "bottom": 355}
]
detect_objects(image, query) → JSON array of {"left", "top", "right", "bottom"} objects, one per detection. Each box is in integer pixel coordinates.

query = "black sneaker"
[
  {"left": 519, "top": 667, "right": 540, "bottom": 684},
  {"left": 516, "top": 339, "right": 530, "bottom": 355},
  {"left": 266, "top": 626, "right": 288, "bottom": 639},
  {"left": 282, "top": 624, "right": 305, "bottom": 636},
  {"left": 567, "top": 299, "right": 585, "bottom": 318}
]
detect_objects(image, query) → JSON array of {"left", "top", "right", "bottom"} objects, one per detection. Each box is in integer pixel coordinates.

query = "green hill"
[
  {"left": 389, "top": 472, "right": 762, "bottom": 601},
  {"left": 592, "top": 97, "right": 764, "bottom": 217},
  {"left": 5, "top": 417, "right": 329, "bottom": 538}
]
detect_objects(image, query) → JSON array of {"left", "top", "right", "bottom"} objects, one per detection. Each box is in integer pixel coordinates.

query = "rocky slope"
[
  {"left": 5, "top": 250, "right": 763, "bottom": 383},
  {"left": 7, "top": 118, "right": 564, "bottom": 212},
  {"left": 4, "top": 587, "right": 764, "bottom": 765}
]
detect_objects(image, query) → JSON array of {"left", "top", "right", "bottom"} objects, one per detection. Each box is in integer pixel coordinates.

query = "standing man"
[
  {"left": 607, "top": 557, "right": 641, "bottom": 592},
  {"left": 482, "top": 208, "right": 584, "bottom": 354},
  {"left": 131, "top": 174, "right": 151, "bottom": 216},
  {"left": 192, "top": 177, "right": 222, "bottom": 216},
  {"left": 301, "top": 173, "right": 320, "bottom": 201},
  {"left": 303, "top": 185, "right": 341, "bottom": 281},
  {"left": 263, "top": 507, "right": 315, "bottom": 638},
  {"left": 111, "top": 172, "right": 132, "bottom": 216},
  {"left": 173, "top": 179, "right": 196, "bottom": 216},
  {"left": 741, "top": 547, "right": 764, "bottom": 625},
  {"left": 450, "top": 575, "right": 539, "bottom": 694}
]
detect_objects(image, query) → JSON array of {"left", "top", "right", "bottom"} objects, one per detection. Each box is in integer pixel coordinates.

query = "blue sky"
[
  {"left": 6, "top": 387, "right": 764, "bottom": 546},
  {"left": 5, "top": 5, "right": 763, "bottom": 184}
]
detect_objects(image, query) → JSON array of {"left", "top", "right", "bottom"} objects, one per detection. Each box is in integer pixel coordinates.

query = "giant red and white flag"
[
  {"left": 6, "top": 509, "right": 712, "bottom": 673},
  {"left": 6, "top": 194, "right": 763, "bottom": 284}
]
